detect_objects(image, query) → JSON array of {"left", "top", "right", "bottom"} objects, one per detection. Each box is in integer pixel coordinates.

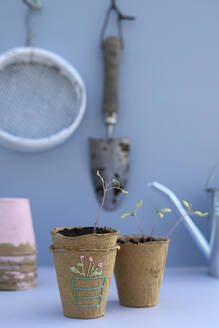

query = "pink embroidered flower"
[
  {"left": 88, "top": 256, "right": 93, "bottom": 262},
  {"left": 98, "top": 262, "right": 102, "bottom": 268},
  {"left": 80, "top": 255, "right": 84, "bottom": 260}
]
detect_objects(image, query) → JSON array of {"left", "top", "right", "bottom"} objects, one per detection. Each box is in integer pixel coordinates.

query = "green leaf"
[
  {"left": 96, "top": 170, "right": 106, "bottom": 189},
  {"left": 121, "top": 189, "right": 128, "bottom": 194},
  {"left": 155, "top": 207, "right": 163, "bottom": 218},
  {"left": 94, "top": 270, "right": 103, "bottom": 276},
  {"left": 135, "top": 200, "right": 143, "bottom": 211},
  {"left": 161, "top": 208, "right": 172, "bottom": 213},
  {"left": 70, "top": 266, "right": 81, "bottom": 274},
  {"left": 121, "top": 212, "right": 130, "bottom": 219},
  {"left": 112, "top": 179, "right": 120, "bottom": 188},
  {"left": 193, "top": 211, "right": 208, "bottom": 217},
  {"left": 130, "top": 212, "right": 135, "bottom": 217},
  {"left": 97, "top": 170, "right": 107, "bottom": 191},
  {"left": 77, "top": 263, "right": 83, "bottom": 267},
  {"left": 91, "top": 269, "right": 103, "bottom": 276},
  {"left": 183, "top": 200, "right": 192, "bottom": 210}
]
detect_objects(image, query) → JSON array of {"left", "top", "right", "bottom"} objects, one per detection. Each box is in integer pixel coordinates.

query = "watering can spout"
[{"left": 148, "top": 181, "right": 211, "bottom": 260}]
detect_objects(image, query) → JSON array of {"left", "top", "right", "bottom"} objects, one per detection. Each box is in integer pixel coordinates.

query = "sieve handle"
[{"left": 102, "top": 37, "right": 122, "bottom": 126}]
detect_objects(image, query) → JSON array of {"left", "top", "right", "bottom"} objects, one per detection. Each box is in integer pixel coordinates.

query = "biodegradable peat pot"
[
  {"left": 50, "top": 226, "right": 119, "bottom": 319},
  {"left": 114, "top": 235, "right": 169, "bottom": 307}
]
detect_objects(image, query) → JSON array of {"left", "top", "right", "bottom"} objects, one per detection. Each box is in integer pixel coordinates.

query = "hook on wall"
[
  {"left": 100, "top": 0, "right": 135, "bottom": 47},
  {"left": 23, "top": 0, "right": 42, "bottom": 10}
]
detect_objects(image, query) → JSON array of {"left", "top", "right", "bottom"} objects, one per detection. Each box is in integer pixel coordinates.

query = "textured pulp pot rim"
[
  {"left": 117, "top": 235, "right": 170, "bottom": 245},
  {"left": 50, "top": 226, "right": 119, "bottom": 239}
]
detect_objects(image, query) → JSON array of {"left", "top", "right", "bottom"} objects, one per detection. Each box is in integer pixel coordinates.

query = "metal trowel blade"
[{"left": 89, "top": 138, "right": 130, "bottom": 211}]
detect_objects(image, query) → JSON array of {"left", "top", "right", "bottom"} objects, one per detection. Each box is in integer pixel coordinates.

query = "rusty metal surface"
[{"left": 89, "top": 138, "right": 130, "bottom": 210}]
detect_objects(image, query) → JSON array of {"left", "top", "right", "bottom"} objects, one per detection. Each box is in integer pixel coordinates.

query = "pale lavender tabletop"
[{"left": 0, "top": 267, "right": 218, "bottom": 327}]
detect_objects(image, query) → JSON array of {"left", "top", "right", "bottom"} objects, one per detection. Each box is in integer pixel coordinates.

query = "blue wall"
[{"left": 0, "top": 0, "right": 218, "bottom": 266}]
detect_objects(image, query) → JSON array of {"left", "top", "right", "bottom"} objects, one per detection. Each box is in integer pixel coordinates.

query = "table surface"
[{"left": 0, "top": 267, "right": 218, "bottom": 327}]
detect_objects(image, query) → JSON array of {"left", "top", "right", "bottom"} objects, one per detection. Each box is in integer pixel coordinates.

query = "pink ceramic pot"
[
  {"left": 0, "top": 198, "right": 36, "bottom": 255},
  {"left": 0, "top": 199, "right": 37, "bottom": 290}
]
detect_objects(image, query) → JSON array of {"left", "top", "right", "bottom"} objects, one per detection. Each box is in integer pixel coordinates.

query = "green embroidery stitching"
[
  {"left": 72, "top": 275, "right": 106, "bottom": 308},
  {"left": 70, "top": 256, "right": 106, "bottom": 308}
]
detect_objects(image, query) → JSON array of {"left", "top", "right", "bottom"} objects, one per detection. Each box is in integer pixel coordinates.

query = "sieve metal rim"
[{"left": 0, "top": 47, "right": 86, "bottom": 152}]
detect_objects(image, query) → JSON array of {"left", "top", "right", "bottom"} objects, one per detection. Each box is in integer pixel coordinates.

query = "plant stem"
[
  {"left": 150, "top": 215, "right": 159, "bottom": 241},
  {"left": 135, "top": 214, "right": 145, "bottom": 237},
  {"left": 87, "top": 262, "right": 92, "bottom": 277},
  {"left": 90, "top": 264, "right": 95, "bottom": 275},
  {"left": 93, "top": 190, "right": 106, "bottom": 234},
  {"left": 81, "top": 258, "right": 85, "bottom": 277},
  {"left": 166, "top": 210, "right": 190, "bottom": 238},
  {"left": 166, "top": 217, "right": 184, "bottom": 238}
]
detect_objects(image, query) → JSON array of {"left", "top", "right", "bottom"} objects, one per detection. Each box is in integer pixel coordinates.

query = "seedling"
[
  {"left": 121, "top": 199, "right": 207, "bottom": 241},
  {"left": 151, "top": 207, "right": 172, "bottom": 240},
  {"left": 121, "top": 200, "right": 145, "bottom": 238},
  {"left": 121, "top": 202, "right": 171, "bottom": 241},
  {"left": 93, "top": 170, "right": 128, "bottom": 234},
  {"left": 165, "top": 200, "right": 208, "bottom": 238}
]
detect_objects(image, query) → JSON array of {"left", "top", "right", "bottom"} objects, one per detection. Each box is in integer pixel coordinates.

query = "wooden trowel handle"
[{"left": 102, "top": 37, "right": 122, "bottom": 125}]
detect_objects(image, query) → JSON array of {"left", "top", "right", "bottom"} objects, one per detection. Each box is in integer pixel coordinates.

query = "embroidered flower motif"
[
  {"left": 70, "top": 256, "right": 103, "bottom": 277},
  {"left": 88, "top": 256, "right": 93, "bottom": 262}
]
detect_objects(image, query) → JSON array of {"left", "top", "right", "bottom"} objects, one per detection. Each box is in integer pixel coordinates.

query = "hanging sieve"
[{"left": 0, "top": 0, "right": 86, "bottom": 152}]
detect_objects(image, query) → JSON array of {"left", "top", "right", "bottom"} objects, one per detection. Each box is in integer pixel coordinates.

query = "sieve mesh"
[{"left": 0, "top": 61, "right": 83, "bottom": 139}]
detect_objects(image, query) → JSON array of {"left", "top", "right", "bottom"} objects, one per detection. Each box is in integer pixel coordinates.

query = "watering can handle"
[{"left": 206, "top": 163, "right": 219, "bottom": 190}]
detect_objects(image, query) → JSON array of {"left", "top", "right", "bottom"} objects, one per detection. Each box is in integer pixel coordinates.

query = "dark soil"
[
  {"left": 129, "top": 238, "right": 139, "bottom": 244},
  {"left": 117, "top": 237, "right": 152, "bottom": 244},
  {"left": 58, "top": 226, "right": 114, "bottom": 237},
  {"left": 139, "top": 237, "right": 151, "bottom": 243},
  {"left": 117, "top": 239, "right": 125, "bottom": 244},
  {"left": 117, "top": 236, "right": 166, "bottom": 244}
]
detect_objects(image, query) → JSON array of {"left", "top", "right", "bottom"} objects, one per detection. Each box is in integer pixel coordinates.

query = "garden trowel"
[
  {"left": 90, "top": 1, "right": 134, "bottom": 211},
  {"left": 90, "top": 37, "right": 131, "bottom": 210}
]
